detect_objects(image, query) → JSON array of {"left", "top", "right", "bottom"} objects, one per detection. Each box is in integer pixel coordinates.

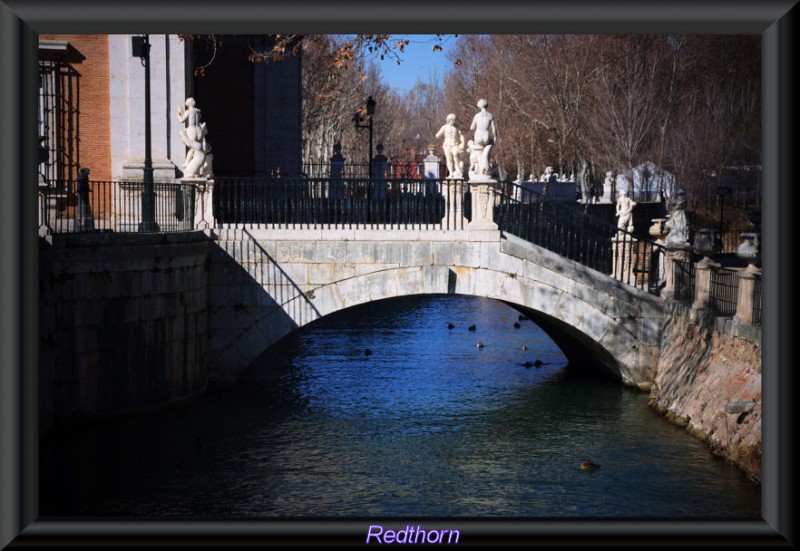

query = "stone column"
[
  {"left": 424, "top": 149, "right": 440, "bottom": 195},
  {"left": 441, "top": 180, "right": 468, "bottom": 229},
  {"left": 691, "top": 256, "right": 720, "bottom": 311},
  {"left": 734, "top": 265, "right": 761, "bottom": 325},
  {"left": 468, "top": 182, "right": 498, "bottom": 231}
]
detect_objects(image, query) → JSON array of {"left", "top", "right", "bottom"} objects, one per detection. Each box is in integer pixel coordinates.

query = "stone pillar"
[
  {"left": 184, "top": 177, "right": 215, "bottom": 230},
  {"left": 441, "top": 180, "right": 468, "bottom": 229},
  {"left": 691, "top": 256, "right": 720, "bottom": 311},
  {"left": 734, "top": 231, "right": 761, "bottom": 325},
  {"left": 372, "top": 145, "right": 388, "bottom": 200},
  {"left": 468, "top": 182, "right": 498, "bottom": 231},
  {"left": 424, "top": 149, "right": 440, "bottom": 195},
  {"left": 330, "top": 148, "right": 345, "bottom": 200},
  {"left": 424, "top": 149, "right": 440, "bottom": 179},
  {"left": 612, "top": 236, "right": 637, "bottom": 284},
  {"left": 661, "top": 244, "right": 692, "bottom": 300},
  {"left": 734, "top": 265, "right": 761, "bottom": 325}
]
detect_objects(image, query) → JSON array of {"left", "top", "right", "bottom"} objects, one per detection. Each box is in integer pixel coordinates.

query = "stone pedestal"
[
  {"left": 734, "top": 264, "right": 761, "bottom": 325},
  {"left": 183, "top": 177, "right": 215, "bottom": 229},
  {"left": 424, "top": 151, "right": 440, "bottom": 180},
  {"left": 122, "top": 159, "right": 179, "bottom": 183},
  {"left": 441, "top": 180, "right": 468, "bottom": 229},
  {"left": 601, "top": 181, "right": 613, "bottom": 203},
  {"left": 467, "top": 180, "right": 498, "bottom": 231}
]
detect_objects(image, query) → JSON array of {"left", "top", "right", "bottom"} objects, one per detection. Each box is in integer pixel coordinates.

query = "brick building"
[{"left": 37, "top": 34, "right": 302, "bottom": 186}]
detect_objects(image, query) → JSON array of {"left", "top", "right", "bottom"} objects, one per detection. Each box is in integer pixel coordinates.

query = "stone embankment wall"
[
  {"left": 39, "top": 232, "right": 210, "bottom": 432},
  {"left": 649, "top": 302, "right": 761, "bottom": 481}
]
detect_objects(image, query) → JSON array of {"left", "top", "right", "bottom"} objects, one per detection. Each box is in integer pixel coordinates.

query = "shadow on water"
[{"left": 40, "top": 294, "right": 760, "bottom": 518}]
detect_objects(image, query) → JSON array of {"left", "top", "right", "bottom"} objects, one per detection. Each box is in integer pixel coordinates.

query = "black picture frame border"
[{"left": 1, "top": 1, "right": 795, "bottom": 548}]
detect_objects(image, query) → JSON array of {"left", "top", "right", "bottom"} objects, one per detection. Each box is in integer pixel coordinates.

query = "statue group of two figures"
[
  {"left": 176, "top": 97, "right": 213, "bottom": 178},
  {"left": 435, "top": 98, "right": 498, "bottom": 182}
]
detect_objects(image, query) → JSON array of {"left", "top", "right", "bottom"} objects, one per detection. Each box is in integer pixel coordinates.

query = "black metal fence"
[
  {"left": 214, "top": 176, "right": 468, "bottom": 230},
  {"left": 673, "top": 259, "right": 696, "bottom": 307},
  {"left": 303, "top": 161, "right": 433, "bottom": 180},
  {"left": 709, "top": 268, "right": 740, "bottom": 316},
  {"left": 39, "top": 178, "right": 196, "bottom": 234},
  {"left": 753, "top": 278, "right": 762, "bottom": 326},
  {"left": 494, "top": 181, "right": 665, "bottom": 293}
]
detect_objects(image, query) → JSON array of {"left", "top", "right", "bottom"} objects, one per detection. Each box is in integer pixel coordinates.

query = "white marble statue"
[
  {"left": 469, "top": 98, "right": 497, "bottom": 179},
  {"left": 435, "top": 113, "right": 466, "bottom": 179},
  {"left": 467, "top": 140, "right": 481, "bottom": 175},
  {"left": 540, "top": 166, "right": 558, "bottom": 183},
  {"left": 665, "top": 196, "right": 690, "bottom": 246},
  {"left": 177, "top": 97, "right": 212, "bottom": 178},
  {"left": 615, "top": 190, "right": 636, "bottom": 233}
]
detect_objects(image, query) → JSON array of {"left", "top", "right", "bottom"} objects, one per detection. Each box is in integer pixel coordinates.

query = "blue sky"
[{"left": 370, "top": 35, "right": 457, "bottom": 95}]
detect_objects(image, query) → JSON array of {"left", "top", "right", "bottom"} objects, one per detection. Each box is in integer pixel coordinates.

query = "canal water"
[{"left": 40, "top": 295, "right": 760, "bottom": 518}]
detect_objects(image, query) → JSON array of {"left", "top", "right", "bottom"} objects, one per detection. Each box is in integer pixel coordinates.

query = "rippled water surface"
[{"left": 41, "top": 295, "right": 760, "bottom": 518}]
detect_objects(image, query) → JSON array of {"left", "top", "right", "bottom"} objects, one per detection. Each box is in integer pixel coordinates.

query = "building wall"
[
  {"left": 193, "top": 35, "right": 302, "bottom": 177},
  {"left": 39, "top": 34, "right": 112, "bottom": 182},
  {"left": 109, "top": 34, "right": 188, "bottom": 182}
]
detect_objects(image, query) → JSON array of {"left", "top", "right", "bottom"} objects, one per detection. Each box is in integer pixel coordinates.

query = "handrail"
[
  {"left": 213, "top": 176, "right": 468, "bottom": 230},
  {"left": 39, "top": 178, "right": 196, "bottom": 234},
  {"left": 494, "top": 180, "right": 667, "bottom": 293}
]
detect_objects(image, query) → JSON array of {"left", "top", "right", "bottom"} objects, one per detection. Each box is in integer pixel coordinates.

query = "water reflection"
[{"left": 40, "top": 295, "right": 759, "bottom": 518}]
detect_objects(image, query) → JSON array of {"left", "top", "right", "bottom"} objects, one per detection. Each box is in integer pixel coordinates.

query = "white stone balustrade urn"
[
  {"left": 693, "top": 228, "right": 717, "bottom": 259},
  {"left": 736, "top": 232, "right": 761, "bottom": 270}
]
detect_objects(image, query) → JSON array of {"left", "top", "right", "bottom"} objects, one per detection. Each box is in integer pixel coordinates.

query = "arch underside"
[{"left": 289, "top": 264, "right": 648, "bottom": 385}]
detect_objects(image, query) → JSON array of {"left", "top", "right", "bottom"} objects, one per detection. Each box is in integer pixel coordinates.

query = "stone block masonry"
[
  {"left": 649, "top": 301, "right": 761, "bottom": 481},
  {"left": 39, "top": 231, "right": 210, "bottom": 432}
]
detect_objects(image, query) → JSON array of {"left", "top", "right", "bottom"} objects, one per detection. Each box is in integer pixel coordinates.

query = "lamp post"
[
  {"left": 132, "top": 34, "right": 158, "bottom": 232},
  {"left": 353, "top": 95, "right": 376, "bottom": 178}
]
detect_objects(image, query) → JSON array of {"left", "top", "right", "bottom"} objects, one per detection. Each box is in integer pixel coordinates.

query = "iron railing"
[
  {"left": 709, "top": 268, "right": 740, "bottom": 316},
  {"left": 494, "top": 181, "right": 665, "bottom": 293},
  {"left": 753, "top": 278, "right": 762, "bottom": 326},
  {"left": 214, "top": 176, "right": 468, "bottom": 230},
  {"left": 302, "top": 160, "right": 439, "bottom": 180},
  {"left": 673, "top": 259, "right": 696, "bottom": 307},
  {"left": 39, "top": 178, "right": 196, "bottom": 234}
]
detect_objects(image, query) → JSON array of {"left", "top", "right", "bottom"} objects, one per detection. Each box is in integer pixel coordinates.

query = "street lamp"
[
  {"left": 132, "top": 34, "right": 158, "bottom": 232},
  {"left": 353, "top": 95, "right": 376, "bottom": 178}
]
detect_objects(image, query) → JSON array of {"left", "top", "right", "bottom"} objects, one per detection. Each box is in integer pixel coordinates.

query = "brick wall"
[{"left": 40, "top": 34, "right": 112, "bottom": 182}]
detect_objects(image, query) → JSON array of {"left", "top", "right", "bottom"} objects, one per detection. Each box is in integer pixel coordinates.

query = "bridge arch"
[
  {"left": 208, "top": 229, "right": 667, "bottom": 388},
  {"left": 305, "top": 264, "right": 646, "bottom": 385}
]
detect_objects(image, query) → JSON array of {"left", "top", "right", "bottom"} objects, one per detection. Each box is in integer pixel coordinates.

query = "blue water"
[{"left": 40, "top": 295, "right": 760, "bottom": 518}]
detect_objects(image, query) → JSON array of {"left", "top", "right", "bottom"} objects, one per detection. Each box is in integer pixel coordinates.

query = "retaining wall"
[{"left": 39, "top": 231, "right": 209, "bottom": 432}]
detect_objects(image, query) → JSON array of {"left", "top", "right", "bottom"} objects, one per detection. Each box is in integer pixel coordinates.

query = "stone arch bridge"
[{"left": 208, "top": 222, "right": 668, "bottom": 389}]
